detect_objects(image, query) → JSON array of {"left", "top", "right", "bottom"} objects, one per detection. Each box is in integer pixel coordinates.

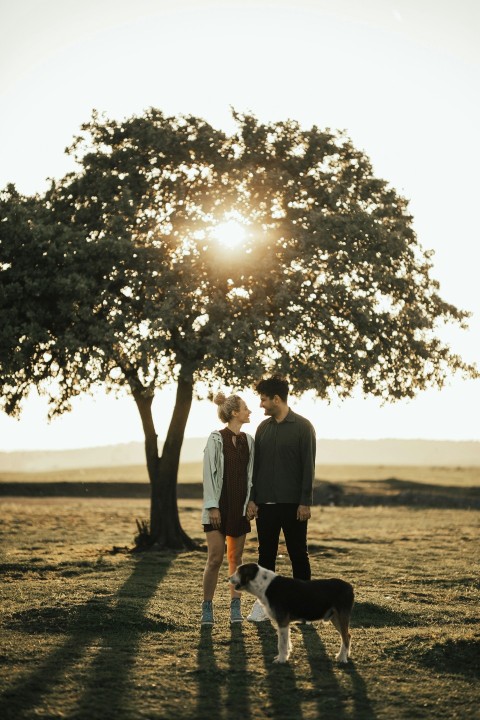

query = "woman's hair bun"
[{"left": 213, "top": 392, "right": 226, "bottom": 406}]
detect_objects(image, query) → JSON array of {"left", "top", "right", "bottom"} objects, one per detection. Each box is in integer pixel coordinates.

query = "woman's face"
[{"left": 235, "top": 399, "right": 251, "bottom": 424}]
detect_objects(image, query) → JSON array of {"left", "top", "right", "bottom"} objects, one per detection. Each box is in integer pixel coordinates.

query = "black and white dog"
[{"left": 229, "top": 563, "right": 354, "bottom": 664}]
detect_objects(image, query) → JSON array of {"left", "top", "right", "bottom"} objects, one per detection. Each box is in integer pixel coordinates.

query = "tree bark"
[
  {"left": 132, "top": 389, "right": 159, "bottom": 482},
  {"left": 133, "top": 377, "right": 197, "bottom": 550}
]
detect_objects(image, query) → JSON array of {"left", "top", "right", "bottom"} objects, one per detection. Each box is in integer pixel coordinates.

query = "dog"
[{"left": 229, "top": 563, "right": 354, "bottom": 664}]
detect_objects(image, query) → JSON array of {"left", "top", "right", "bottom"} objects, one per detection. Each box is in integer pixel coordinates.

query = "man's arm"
[
  {"left": 300, "top": 420, "right": 316, "bottom": 506},
  {"left": 249, "top": 418, "right": 268, "bottom": 503}
]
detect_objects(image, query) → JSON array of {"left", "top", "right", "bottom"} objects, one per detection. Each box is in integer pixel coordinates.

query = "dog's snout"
[{"left": 227, "top": 573, "right": 242, "bottom": 591}]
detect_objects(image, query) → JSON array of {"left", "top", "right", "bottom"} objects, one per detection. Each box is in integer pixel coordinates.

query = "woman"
[{"left": 201, "top": 391, "right": 254, "bottom": 625}]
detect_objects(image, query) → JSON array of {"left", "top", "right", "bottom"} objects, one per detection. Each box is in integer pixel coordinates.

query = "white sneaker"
[{"left": 246, "top": 599, "right": 268, "bottom": 622}]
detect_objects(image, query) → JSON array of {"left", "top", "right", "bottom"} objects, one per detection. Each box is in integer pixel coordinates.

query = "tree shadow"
[{"left": 0, "top": 554, "right": 173, "bottom": 720}]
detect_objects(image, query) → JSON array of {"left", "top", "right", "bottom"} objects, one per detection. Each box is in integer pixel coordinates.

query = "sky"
[{"left": 0, "top": 0, "right": 479, "bottom": 450}]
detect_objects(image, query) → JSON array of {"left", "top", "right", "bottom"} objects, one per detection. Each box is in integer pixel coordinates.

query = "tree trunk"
[{"left": 133, "top": 378, "right": 197, "bottom": 550}]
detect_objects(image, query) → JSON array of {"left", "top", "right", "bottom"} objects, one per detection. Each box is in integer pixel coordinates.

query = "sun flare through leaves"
[{"left": 212, "top": 219, "right": 246, "bottom": 249}]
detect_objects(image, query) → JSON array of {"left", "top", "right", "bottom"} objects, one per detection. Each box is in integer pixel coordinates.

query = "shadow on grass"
[
  {"left": 416, "top": 638, "right": 480, "bottom": 679},
  {"left": 194, "top": 622, "right": 251, "bottom": 720},
  {"left": 0, "top": 554, "right": 173, "bottom": 720},
  {"left": 4, "top": 601, "right": 173, "bottom": 634},
  {"left": 299, "top": 625, "right": 376, "bottom": 718},
  {"left": 195, "top": 625, "right": 224, "bottom": 720},
  {"left": 308, "top": 543, "right": 350, "bottom": 556},
  {"left": 297, "top": 624, "right": 347, "bottom": 718},
  {"left": 301, "top": 623, "right": 379, "bottom": 719},
  {"left": 226, "top": 623, "right": 250, "bottom": 720},
  {"left": 352, "top": 601, "right": 417, "bottom": 628},
  {"left": 255, "top": 622, "right": 304, "bottom": 719}
]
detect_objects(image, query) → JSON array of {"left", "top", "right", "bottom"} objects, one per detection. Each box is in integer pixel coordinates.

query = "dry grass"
[
  {"left": 1, "top": 462, "right": 479, "bottom": 485},
  {"left": 0, "top": 492, "right": 479, "bottom": 720}
]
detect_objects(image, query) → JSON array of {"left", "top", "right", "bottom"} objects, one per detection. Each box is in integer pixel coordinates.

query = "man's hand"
[
  {"left": 297, "top": 505, "right": 311, "bottom": 521},
  {"left": 246, "top": 501, "right": 258, "bottom": 520},
  {"left": 208, "top": 508, "right": 221, "bottom": 529}
]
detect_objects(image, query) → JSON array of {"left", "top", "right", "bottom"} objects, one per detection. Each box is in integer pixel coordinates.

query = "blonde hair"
[{"left": 213, "top": 392, "right": 242, "bottom": 424}]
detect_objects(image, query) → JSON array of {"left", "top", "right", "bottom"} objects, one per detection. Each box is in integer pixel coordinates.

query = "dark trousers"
[{"left": 256, "top": 503, "right": 311, "bottom": 581}]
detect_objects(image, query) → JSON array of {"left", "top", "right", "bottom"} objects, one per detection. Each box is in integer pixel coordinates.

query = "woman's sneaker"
[
  {"left": 246, "top": 599, "right": 268, "bottom": 622},
  {"left": 201, "top": 600, "right": 214, "bottom": 625},
  {"left": 230, "top": 597, "right": 243, "bottom": 623}
]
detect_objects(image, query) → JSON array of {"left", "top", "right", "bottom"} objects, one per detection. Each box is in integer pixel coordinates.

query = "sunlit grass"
[{"left": 0, "top": 497, "right": 479, "bottom": 719}]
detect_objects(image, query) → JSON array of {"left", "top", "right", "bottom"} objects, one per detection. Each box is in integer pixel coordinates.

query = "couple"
[{"left": 201, "top": 375, "right": 316, "bottom": 625}]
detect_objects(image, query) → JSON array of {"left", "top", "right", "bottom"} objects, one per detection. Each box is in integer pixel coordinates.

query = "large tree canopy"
[
  {"left": 1, "top": 109, "right": 476, "bottom": 548},
  {"left": 0, "top": 185, "right": 133, "bottom": 415}
]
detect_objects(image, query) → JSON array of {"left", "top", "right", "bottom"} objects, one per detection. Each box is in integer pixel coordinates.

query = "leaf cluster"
[{"left": 1, "top": 109, "right": 476, "bottom": 416}]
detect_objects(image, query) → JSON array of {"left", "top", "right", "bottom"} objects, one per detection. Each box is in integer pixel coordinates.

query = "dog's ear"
[{"left": 242, "top": 563, "right": 259, "bottom": 582}]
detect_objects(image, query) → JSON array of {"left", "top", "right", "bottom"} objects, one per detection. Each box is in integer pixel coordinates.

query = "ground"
[{"left": 0, "top": 469, "right": 479, "bottom": 719}]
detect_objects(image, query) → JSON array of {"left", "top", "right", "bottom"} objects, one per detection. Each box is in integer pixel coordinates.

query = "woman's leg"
[
  {"left": 203, "top": 531, "right": 226, "bottom": 601},
  {"left": 226, "top": 534, "right": 247, "bottom": 599}
]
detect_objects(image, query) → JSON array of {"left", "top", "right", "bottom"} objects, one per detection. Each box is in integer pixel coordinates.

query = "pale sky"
[{"left": 0, "top": 0, "right": 479, "bottom": 449}]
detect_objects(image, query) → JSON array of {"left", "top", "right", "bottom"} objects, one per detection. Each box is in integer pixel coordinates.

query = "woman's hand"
[
  {"left": 246, "top": 501, "right": 258, "bottom": 520},
  {"left": 208, "top": 508, "right": 221, "bottom": 529}
]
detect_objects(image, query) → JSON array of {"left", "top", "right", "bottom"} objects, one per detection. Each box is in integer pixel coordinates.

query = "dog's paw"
[
  {"left": 335, "top": 653, "right": 349, "bottom": 664},
  {"left": 273, "top": 655, "right": 288, "bottom": 664}
]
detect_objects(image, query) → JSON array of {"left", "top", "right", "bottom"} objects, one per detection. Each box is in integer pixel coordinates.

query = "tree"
[{"left": 1, "top": 110, "right": 476, "bottom": 549}]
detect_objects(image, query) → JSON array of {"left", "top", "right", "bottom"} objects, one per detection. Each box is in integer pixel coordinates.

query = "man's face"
[{"left": 259, "top": 394, "right": 277, "bottom": 416}]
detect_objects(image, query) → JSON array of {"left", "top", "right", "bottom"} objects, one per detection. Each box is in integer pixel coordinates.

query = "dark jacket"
[{"left": 250, "top": 409, "right": 316, "bottom": 506}]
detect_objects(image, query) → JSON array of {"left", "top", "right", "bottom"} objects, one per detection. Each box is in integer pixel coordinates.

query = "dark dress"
[{"left": 204, "top": 427, "right": 251, "bottom": 538}]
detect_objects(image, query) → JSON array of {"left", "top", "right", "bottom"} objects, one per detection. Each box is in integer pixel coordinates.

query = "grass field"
[
  {"left": 1, "top": 468, "right": 479, "bottom": 720},
  {"left": 1, "top": 463, "right": 480, "bottom": 485}
]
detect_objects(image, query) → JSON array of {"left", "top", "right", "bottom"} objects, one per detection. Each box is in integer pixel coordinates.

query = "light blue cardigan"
[{"left": 201, "top": 430, "right": 255, "bottom": 525}]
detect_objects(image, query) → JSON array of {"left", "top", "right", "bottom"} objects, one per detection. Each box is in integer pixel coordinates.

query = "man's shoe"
[
  {"left": 246, "top": 599, "right": 268, "bottom": 622},
  {"left": 201, "top": 600, "right": 214, "bottom": 625},
  {"left": 230, "top": 597, "right": 243, "bottom": 623}
]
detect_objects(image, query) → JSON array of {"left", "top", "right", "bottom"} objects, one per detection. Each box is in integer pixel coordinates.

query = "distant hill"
[{"left": 0, "top": 438, "right": 479, "bottom": 472}]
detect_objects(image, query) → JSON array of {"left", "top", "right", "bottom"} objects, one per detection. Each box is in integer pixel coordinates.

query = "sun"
[{"left": 212, "top": 220, "right": 246, "bottom": 249}]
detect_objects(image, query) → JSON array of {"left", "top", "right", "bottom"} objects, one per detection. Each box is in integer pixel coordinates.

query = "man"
[{"left": 245, "top": 375, "right": 316, "bottom": 622}]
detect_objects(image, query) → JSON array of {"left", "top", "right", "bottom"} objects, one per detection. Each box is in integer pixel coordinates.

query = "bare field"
[
  {"left": 0, "top": 494, "right": 479, "bottom": 720},
  {"left": 1, "top": 463, "right": 479, "bottom": 486}
]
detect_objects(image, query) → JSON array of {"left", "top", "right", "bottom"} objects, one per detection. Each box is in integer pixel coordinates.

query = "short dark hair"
[{"left": 255, "top": 375, "right": 289, "bottom": 402}]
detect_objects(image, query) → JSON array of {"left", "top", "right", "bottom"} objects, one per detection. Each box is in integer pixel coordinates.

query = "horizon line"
[{"left": 1, "top": 436, "right": 480, "bottom": 454}]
